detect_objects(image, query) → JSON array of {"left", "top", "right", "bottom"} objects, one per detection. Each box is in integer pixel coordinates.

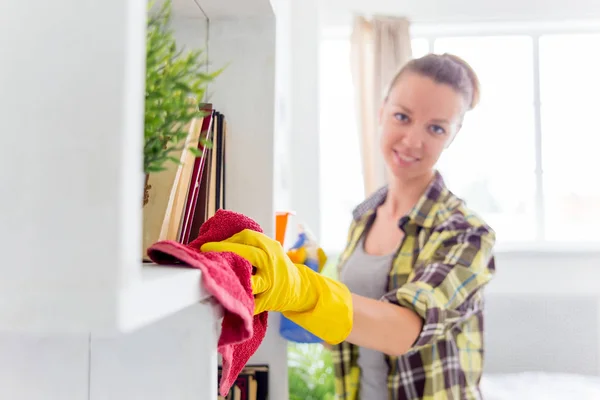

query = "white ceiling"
[{"left": 320, "top": 0, "right": 600, "bottom": 26}]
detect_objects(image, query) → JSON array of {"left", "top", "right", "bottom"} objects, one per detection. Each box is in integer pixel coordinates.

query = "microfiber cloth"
[{"left": 147, "top": 209, "right": 269, "bottom": 397}]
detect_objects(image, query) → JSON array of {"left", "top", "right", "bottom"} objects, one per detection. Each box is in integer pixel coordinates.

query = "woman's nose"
[{"left": 400, "top": 127, "right": 423, "bottom": 149}]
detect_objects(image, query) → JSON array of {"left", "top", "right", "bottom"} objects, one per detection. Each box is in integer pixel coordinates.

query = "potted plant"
[{"left": 143, "top": 0, "right": 222, "bottom": 205}]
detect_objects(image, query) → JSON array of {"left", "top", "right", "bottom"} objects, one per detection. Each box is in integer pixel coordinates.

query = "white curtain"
[{"left": 350, "top": 15, "right": 412, "bottom": 196}]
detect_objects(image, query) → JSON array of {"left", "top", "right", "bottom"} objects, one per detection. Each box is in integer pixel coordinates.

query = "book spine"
[{"left": 178, "top": 106, "right": 214, "bottom": 243}]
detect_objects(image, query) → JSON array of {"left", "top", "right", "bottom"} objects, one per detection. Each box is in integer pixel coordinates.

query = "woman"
[{"left": 201, "top": 53, "right": 496, "bottom": 400}]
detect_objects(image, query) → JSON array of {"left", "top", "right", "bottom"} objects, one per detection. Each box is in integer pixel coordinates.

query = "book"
[
  {"left": 218, "top": 364, "right": 269, "bottom": 400},
  {"left": 178, "top": 104, "right": 214, "bottom": 243},
  {"left": 206, "top": 112, "right": 219, "bottom": 220},
  {"left": 215, "top": 112, "right": 225, "bottom": 212},
  {"left": 159, "top": 115, "right": 205, "bottom": 242},
  {"left": 186, "top": 111, "right": 227, "bottom": 243}
]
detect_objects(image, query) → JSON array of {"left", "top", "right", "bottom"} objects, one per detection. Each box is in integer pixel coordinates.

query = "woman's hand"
[
  {"left": 200, "top": 229, "right": 318, "bottom": 315},
  {"left": 200, "top": 229, "right": 354, "bottom": 345}
]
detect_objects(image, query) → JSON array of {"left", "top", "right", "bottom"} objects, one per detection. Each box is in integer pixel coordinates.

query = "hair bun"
[
  {"left": 441, "top": 53, "right": 480, "bottom": 109},
  {"left": 385, "top": 52, "right": 481, "bottom": 113}
]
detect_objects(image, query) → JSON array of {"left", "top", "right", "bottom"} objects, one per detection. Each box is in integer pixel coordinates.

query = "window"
[
  {"left": 539, "top": 34, "right": 600, "bottom": 242},
  {"left": 319, "top": 26, "right": 600, "bottom": 253},
  {"left": 433, "top": 35, "right": 538, "bottom": 242}
]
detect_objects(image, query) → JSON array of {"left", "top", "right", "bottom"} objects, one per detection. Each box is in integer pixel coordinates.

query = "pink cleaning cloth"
[{"left": 147, "top": 209, "right": 269, "bottom": 397}]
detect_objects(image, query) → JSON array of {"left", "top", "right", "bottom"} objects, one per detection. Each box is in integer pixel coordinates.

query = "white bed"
[{"left": 481, "top": 372, "right": 600, "bottom": 399}]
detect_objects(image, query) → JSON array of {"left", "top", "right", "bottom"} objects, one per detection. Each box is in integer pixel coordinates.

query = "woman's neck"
[{"left": 381, "top": 171, "right": 435, "bottom": 219}]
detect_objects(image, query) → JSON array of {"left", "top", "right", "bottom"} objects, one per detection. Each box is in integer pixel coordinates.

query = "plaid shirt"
[{"left": 331, "top": 171, "right": 496, "bottom": 400}]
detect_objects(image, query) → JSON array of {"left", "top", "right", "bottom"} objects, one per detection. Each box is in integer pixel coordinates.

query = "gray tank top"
[{"left": 339, "top": 236, "right": 394, "bottom": 400}]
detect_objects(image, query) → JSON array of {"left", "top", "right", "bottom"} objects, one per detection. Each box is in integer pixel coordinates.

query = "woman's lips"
[{"left": 393, "top": 149, "right": 419, "bottom": 167}]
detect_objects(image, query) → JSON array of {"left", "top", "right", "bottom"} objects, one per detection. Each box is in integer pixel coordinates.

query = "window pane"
[
  {"left": 319, "top": 38, "right": 365, "bottom": 252},
  {"left": 411, "top": 38, "right": 430, "bottom": 58},
  {"left": 436, "top": 105, "right": 538, "bottom": 242},
  {"left": 435, "top": 36, "right": 534, "bottom": 105},
  {"left": 539, "top": 34, "right": 600, "bottom": 242},
  {"left": 433, "top": 36, "right": 537, "bottom": 242}
]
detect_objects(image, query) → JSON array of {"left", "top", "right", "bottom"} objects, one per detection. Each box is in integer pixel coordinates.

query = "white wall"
[
  {"left": 171, "top": 16, "right": 208, "bottom": 53},
  {"left": 485, "top": 251, "right": 600, "bottom": 375},
  {"left": 207, "top": 16, "right": 277, "bottom": 233},
  {"left": 320, "top": 0, "right": 600, "bottom": 26},
  {"left": 485, "top": 292, "right": 600, "bottom": 376}
]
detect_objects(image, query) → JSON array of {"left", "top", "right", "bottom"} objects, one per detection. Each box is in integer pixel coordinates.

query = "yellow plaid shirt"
[{"left": 331, "top": 172, "right": 496, "bottom": 400}]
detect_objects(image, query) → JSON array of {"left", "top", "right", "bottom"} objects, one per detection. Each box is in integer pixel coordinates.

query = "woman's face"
[{"left": 379, "top": 72, "right": 465, "bottom": 182}]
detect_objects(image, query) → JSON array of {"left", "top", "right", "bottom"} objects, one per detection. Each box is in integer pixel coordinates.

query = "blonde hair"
[{"left": 386, "top": 53, "right": 481, "bottom": 111}]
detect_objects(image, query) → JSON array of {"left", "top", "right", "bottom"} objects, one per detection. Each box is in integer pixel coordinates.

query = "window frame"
[{"left": 319, "top": 20, "right": 600, "bottom": 254}]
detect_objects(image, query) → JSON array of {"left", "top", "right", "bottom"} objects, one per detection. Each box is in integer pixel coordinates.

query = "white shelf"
[
  {"left": 0, "top": 263, "right": 217, "bottom": 335},
  {"left": 119, "top": 264, "right": 217, "bottom": 333}
]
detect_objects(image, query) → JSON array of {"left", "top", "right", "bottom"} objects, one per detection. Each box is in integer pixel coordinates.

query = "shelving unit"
[{"left": 0, "top": 0, "right": 284, "bottom": 399}]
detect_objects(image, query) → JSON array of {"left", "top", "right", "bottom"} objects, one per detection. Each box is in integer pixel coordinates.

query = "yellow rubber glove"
[
  {"left": 316, "top": 247, "right": 327, "bottom": 273},
  {"left": 200, "top": 229, "right": 353, "bottom": 345}
]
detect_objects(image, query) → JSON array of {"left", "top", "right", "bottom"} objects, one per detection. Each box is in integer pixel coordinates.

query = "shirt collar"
[{"left": 352, "top": 171, "right": 448, "bottom": 229}]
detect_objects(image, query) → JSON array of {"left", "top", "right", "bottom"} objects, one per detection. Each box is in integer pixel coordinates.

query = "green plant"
[
  {"left": 288, "top": 343, "right": 336, "bottom": 400},
  {"left": 144, "top": 0, "right": 222, "bottom": 175}
]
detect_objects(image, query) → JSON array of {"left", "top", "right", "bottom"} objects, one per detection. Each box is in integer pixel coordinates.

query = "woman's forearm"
[{"left": 345, "top": 294, "right": 423, "bottom": 356}]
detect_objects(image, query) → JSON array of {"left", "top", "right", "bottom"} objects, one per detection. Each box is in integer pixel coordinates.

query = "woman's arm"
[
  {"left": 346, "top": 294, "right": 423, "bottom": 356},
  {"left": 200, "top": 223, "right": 495, "bottom": 351},
  {"left": 321, "top": 297, "right": 421, "bottom": 354}
]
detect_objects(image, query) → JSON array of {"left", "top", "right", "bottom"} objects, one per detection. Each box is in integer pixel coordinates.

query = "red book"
[{"left": 178, "top": 104, "right": 214, "bottom": 244}]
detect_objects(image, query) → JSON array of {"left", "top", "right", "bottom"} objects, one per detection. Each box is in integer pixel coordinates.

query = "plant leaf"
[
  {"left": 143, "top": 0, "right": 226, "bottom": 175},
  {"left": 187, "top": 147, "right": 202, "bottom": 156}
]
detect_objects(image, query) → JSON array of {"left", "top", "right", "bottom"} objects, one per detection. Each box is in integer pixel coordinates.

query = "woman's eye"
[
  {"left": 394, "top": 112, "right": 409, "bottom": 122},
  {"left": 430, "top": 125, "right": 446, "bottom": 135}
]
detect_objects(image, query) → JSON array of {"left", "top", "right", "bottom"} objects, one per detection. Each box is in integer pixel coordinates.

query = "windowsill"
[{"left": 494, "top": 241, "right": 600, "bottom": 256}]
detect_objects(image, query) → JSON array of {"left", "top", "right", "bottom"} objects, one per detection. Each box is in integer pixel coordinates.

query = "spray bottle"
[{"left": 279, "top": 223, "right": 328, "bottom": 343}]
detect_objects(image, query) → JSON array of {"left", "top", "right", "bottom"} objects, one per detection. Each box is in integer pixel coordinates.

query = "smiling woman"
[
  {"left": 326, "top": 53, "right": 496, "bottom": 400},
  {"left": 313, "top": 23, "right": 600, "bottom": 400}
]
